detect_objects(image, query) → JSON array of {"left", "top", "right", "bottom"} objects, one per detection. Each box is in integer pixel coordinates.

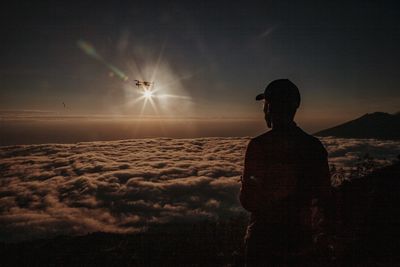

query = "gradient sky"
[{"left": 1, "top": 0, "right": 400, "bottom": 135}]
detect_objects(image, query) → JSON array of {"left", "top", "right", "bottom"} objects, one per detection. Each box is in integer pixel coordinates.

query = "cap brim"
[{"left": 255, "top": 93, "right": 265, "bottom": 101}]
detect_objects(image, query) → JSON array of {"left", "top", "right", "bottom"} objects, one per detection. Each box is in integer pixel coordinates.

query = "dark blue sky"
[{"left": 1, "top": 0, "right": 399, "bottom": 128}]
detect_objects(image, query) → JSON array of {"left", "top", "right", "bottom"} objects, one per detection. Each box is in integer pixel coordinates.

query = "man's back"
[{"left": 240, "top": 124, "right": 331, "bottom": 264}]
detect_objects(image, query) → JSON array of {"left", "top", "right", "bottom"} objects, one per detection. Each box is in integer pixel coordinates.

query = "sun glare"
[
  {"left": 143, "top": 89, "right": 153, "bottom": 99},
  {"left": 122, "top": 41, "right": 195, "bottom": 121}
]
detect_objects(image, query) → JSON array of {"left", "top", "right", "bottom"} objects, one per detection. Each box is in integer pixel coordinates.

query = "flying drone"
[{"left": 134, "top": 80, "right": 153, "bottom": 88}]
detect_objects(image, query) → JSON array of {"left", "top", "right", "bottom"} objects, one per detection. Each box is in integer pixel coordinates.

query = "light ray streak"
[
  {"left": 155, "top": 94, "right": 192, "bottom": 100},
  {"left": 77, "top": 39, "right": 129, "bottom": 81},
  {"left": 150, "top": 40, "right": 167, "bottom": 83},
  {"left": 159, "top": 68, "right": 203, "bottom": 88}
]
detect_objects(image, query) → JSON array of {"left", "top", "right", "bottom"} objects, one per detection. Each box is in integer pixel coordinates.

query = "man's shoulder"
[
  {"left": 248, "top": 130, "right": 277, "bottom": 148},
  {"left": 296, "top": 128, "right": 324, "bottom": 146},
  {"left": 296, "top": 129, "right": 328, "bottom": 159},
  {"left": 250, "top": 127, "right": 320, "bottom": 143},
  {"left": 295, "top": 127, "right": 327, "bottom": 150},
  {"left": 249, "top": 127, "right": 327, "bottom": 154},
  {"left": 244, "top": 131, "right": 274, "bottom": 153},
  {"left": 251, "top": 130, "right": 274, "bottom": 142}
]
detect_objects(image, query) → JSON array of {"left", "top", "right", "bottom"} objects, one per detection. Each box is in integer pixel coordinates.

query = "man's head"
[{"left": 256, "top": 79, "right": 300, "bottom": 128}]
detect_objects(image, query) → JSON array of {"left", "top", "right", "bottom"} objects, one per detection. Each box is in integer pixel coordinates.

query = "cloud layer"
[{"left": 0, "top": 137, "right": 399, "bottom": 242}]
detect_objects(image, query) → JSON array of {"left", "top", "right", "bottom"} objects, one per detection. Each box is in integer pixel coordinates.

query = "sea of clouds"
[{"left": 0, "top": 137, "right": 399, "bottom": 242}]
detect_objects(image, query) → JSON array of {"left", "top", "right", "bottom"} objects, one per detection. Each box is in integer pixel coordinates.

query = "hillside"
[
  {"left": 334, "top": 162, "right": 400, "bottom": 264},
  {"left": 314, "top": 112, "right": 400, "bottom": 140}
]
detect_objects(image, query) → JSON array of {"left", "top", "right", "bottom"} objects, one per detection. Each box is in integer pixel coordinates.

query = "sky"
[{"left": 0, "top": 0, "right": 400, "bottom": 140}]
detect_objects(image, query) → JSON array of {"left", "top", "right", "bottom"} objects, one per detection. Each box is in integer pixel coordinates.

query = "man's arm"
[
  {"left": 239, "top": 139, "right": 262, "bottom": 212},
  {"left": 309, "top": 140, "right": 334, "bottom": 241}
]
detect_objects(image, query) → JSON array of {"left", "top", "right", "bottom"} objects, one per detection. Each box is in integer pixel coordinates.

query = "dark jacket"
[{"left": 239, "top": 124, "right": 332, "bottom": 243}]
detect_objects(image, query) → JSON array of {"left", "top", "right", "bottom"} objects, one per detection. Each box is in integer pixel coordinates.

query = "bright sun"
[{"left": 143, "top": 90, "right": 153, "bottom": 99}]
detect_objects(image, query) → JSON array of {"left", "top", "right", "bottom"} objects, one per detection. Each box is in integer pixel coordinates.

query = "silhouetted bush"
[{"left": 330, "top": 153, "right": 391, "bottom": 186}]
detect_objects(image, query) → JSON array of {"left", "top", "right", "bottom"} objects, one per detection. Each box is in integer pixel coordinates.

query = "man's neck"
[{"left": 272, "top": 121, "right": 297, "bottom": 130}]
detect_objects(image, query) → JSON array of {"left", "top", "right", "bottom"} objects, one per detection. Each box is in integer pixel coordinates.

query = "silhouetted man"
[{"left": 239, "top": 79, "right": 333, "bottom": 266}]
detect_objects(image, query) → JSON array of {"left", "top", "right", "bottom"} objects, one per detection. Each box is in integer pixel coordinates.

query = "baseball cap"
[{"left": 255, "top": 79, "right": 300, "bottom": 108}]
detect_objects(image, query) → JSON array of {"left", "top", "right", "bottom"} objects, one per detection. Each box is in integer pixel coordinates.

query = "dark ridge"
[
  {"left": 0, "top": 216, "right": 248, "bottom": 266},
  {"left": 333, "top": 162, "right": 400, "bottom": 264},
  {"left": 314, "top": 112, "right": 400, "bottom": 140}
]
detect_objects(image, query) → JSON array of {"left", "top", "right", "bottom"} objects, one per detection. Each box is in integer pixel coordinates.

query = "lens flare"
[
  {"left": 77, "top": 39, "right": 129, "bottom": 81},
  {"left": 143, "top": 89, "right": 153, "bottom": 99}
]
